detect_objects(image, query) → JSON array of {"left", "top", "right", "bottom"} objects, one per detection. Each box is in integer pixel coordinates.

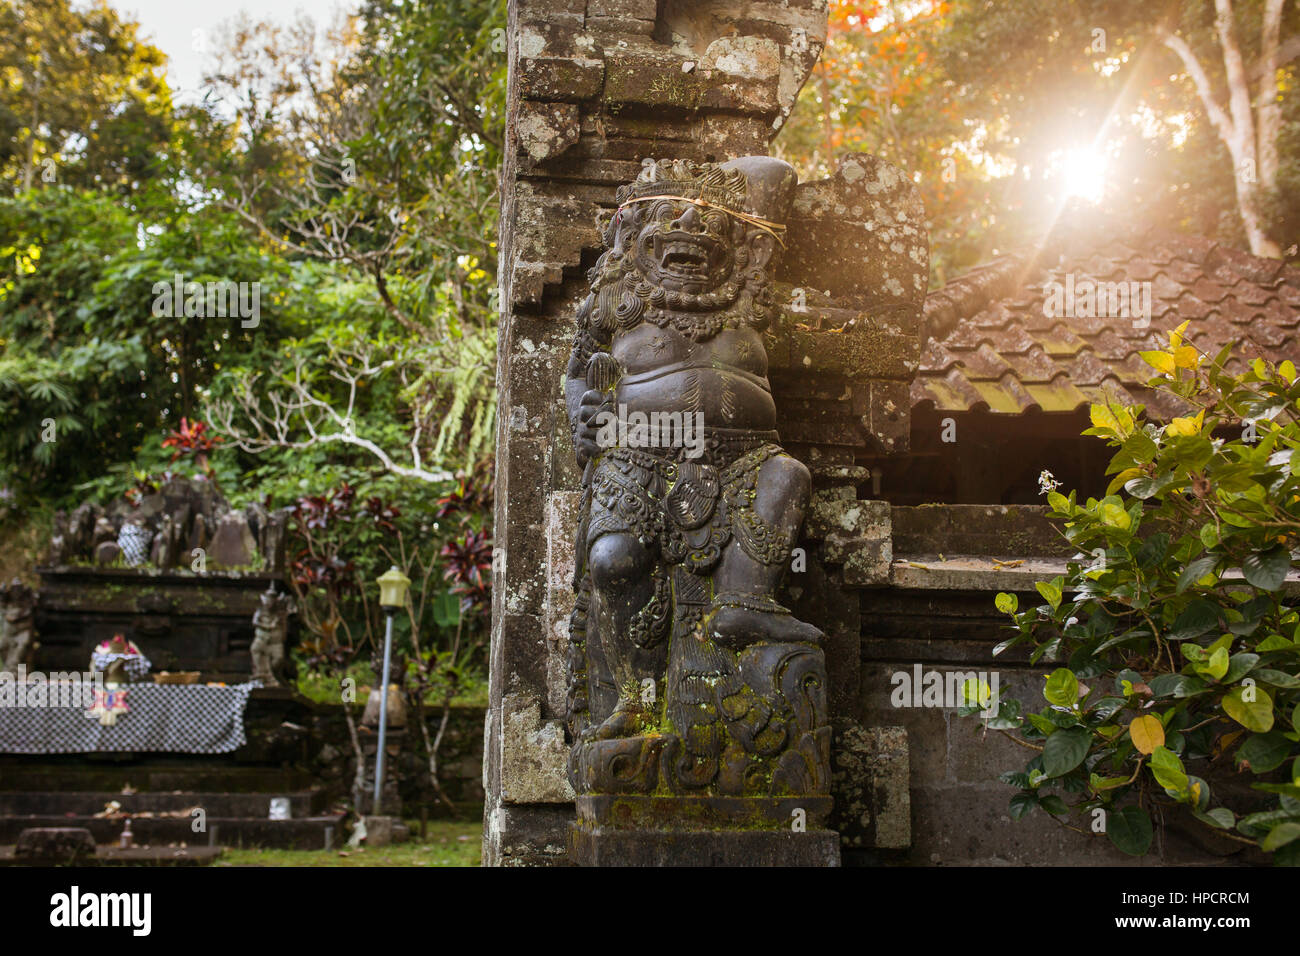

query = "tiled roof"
[{"left": 913, "top": 221, "right": 1300, "bottom": 420}]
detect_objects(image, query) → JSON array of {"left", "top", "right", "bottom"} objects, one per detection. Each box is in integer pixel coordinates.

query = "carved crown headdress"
[{"left": 616, "top": 159, "right": 748, "bottom": 212}]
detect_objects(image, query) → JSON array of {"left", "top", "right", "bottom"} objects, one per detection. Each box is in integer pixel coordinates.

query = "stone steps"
[
  {"left": 0, "top": 789, "right": 326, "bottom": 817},
  {"left": 0, "top": 760, "right": 317, "bottom": 794},
  {"left": 0, "top": 842, "right": 225, "bottom": 866},
  {"left": 0, "top": 812, "right": 343, "bottom": 849}
]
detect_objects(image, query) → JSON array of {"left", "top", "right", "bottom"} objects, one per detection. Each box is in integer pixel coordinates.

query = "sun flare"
[{"left": 1055, "top": 146, "right": 1109, "bottom": 204}]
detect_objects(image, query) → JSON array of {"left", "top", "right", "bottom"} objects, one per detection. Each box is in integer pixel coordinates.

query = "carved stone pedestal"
[
  {"left": 359, "top": 728, "right": 404, "bottom": 816},
  {"left": 569, "top": 795, "right": 840, "bottom": 867}
]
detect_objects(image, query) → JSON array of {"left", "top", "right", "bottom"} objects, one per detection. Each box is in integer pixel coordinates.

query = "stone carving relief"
[{"left": 565, "top": 156, "right": 831, "bottom": 798}]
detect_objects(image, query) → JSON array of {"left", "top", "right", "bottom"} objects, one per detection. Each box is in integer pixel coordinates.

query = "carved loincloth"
[
  {"left": 566, "top": 429, "right": 831, "bottom": 794},
  {"left": 583, "top": 432, "right": 797, "bottom": 580}
]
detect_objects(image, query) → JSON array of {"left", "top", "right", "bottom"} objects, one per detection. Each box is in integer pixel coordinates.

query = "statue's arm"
[{"left": 566, "top": 293, "right": 610, "bottom": 468}]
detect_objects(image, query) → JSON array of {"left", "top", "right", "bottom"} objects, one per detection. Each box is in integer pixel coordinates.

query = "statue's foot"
[
  {"left": 585, "top": 699, "right": 653, "bottom": 741},
  {"left": 708, "top": 595, "right": 823, "bottom": 651}
]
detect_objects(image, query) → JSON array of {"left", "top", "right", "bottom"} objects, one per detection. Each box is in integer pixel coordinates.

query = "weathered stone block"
[
  {"left": 16, "top": 827, "right": 97, "bottom": 863},
  {"left": 518, "top": 56, "right": 605, "bottom": 102},
  {"left": 783, "top": 154, "right": 929, "bottom": 312},
  {"left": 830, "top": 721, "right": 911, "bottom": 850},
  {"left": 516, "top": 101, "right": 581, "bottom": 164},
  {"left": 570, "top": 795, "right": 840, "bottom": 866},
  {"left": 837, "top": 534, "right": 893, "bottom": 586},
  {"left": 806, "top": 493, "right": 889, "bottom": 541},
  {"left": 586, "top": 0, "right": 656, "bottom": 19},
  {"left": 584, "top": 16, "right": 655, "bottom": 36},
  {"left": 500, "top": 694, "right": 575, "bottom": 804}
]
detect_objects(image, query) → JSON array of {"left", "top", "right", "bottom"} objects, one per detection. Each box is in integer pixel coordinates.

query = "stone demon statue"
[
  {"left": 0, "top": 579, "right": 36, "bottom": 673},
  {"left": 565, "top": 156, "right": 830, "bottom": 797},
  {"left": 251, "top": 585, "right": 295, "bottom": 688}
]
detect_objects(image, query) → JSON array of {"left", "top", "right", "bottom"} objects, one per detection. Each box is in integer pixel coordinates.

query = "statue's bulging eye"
[
  {"left": 651, "top": 200, "right": 675, "bottom": 222},
  {"left": 704, "top": 212, "right": 727, "bottom": 234}
]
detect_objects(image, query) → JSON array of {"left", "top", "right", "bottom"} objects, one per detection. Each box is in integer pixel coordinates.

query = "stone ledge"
[{"left": 569, "top": 826, "right": 840, "bottom": 866}]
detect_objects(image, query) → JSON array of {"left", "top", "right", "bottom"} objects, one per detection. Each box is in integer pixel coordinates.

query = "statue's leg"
[
  {"left": 709, "top": 454, "right": 823, "bottom": 648},
  {"left": 586, "top": 531, "right": 668, "bottom": 738}
]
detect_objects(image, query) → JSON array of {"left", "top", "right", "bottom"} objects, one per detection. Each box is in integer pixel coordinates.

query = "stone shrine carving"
[
  {"left": 0, "top": 579, "right": 36, "bottom": 672},
  {"left": 565, "top": 157, "right": 831, "bottom": 798},
  {"left": 251, "top": 585, "right": 295, "bottom": 687}
]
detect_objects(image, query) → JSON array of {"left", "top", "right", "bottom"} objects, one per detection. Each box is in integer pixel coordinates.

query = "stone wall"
[
  {"left": 304, "top": 703, "right": 486, "bottom": 811},
  {"left": 860, "top": 503, "right": 1262, "bottom": 865}
]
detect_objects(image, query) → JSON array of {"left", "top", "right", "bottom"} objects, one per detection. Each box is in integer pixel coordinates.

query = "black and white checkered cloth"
[
  {"left": 0, "top": 682, "right": 260, "bottom": 754},
  {"left": 90, "top": 650, "right": 152, "bottom": 681}
]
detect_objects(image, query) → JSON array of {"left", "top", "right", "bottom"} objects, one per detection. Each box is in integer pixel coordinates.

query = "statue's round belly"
[{"left": 616, "top": 369, "right": 776, "bottom": 431}]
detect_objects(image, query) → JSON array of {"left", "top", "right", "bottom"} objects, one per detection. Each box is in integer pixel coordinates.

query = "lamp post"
[{"left": 373, "top": 565, "right": 410, "bottom": 813}]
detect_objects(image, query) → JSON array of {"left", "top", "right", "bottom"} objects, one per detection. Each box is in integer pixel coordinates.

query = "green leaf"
[
  {"left": 1151, "top": 745, "right": 1189, "bottom": 792},
  {"left": 1036, "top": 579, "right": 1063, "bottom": 610},
  {"left": 1223, "top": 684, "right": 1276, "bottom": 732},
  {"left": 1026, "top": 713, "right": 1056, "bottom": 735},
  {"left": 1122, "top": 429, "right": 1159, "bottom": 463},
  {"left": 1255, "top": 668, "right": 1300, "bottom": 689},
  {"left": 1107, "top": 806, "right": 1153, "bottom": 856},
  {"left": 1177, "top": 555, "right": 1219, "bottom": 593},
  {"left": 1008, "top": 792, "right": 1037, "bottom": 820},
  {"left": 1256, "top": 634, "right": 1295, "bottom": 652},
  {"left": 1222, "top": 653, "right": 1260, "bottom": 684},
  {"left": 1243, "top": 546, "right": 1291, "bottom": 591},
  {"left": 994, "top": 592, "right": 1018, "bottom": 614},
  {"left": 1235, "top": 732, "right": 1293, "bottom": 773},
  {"left": 1091, "top": 772, "right": 1130, "bottom": 791},
  {"left": 1043, "top": 668, "right": 1079, "bottom": 708},
  {"left": 1168, "top": 598, "right": 1220, "bottom": 641},
  {"left": 1125, "top": 473, "right": 1176, "bottom": 500},
  {"left": 1262, "top": 822, "right": 1300, "bottom": 852},
  {"left": 1196, "top": 646, "right": 1229, "bottom": 680},
  {"left": 1039, "top": 794, "right": 1069, "bottom": 815},
  {"left": 431, "top": 590, "right": 461, "bottom": 629},
  {"left": 1099, "top": 502, "right": 1131, "bottom": 531},
  {"left": 1193, "top": 807, "right": 1235, "bottom": 830},
  {"left": 1042, "top": 727, "right": 1091, "bottom": 777},
  {"left": 1149, "top": 673, "right": 1207, "bottom": 698}
]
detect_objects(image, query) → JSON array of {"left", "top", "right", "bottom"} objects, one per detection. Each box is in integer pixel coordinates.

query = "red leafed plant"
[
  {"left": 294, "top": 482, "right": 356, "bottom": 531},
  {"left": 440, "top": 528, "right": 492, "bottom": 610},
  {"left": 435, "top": 462, "right": 495, "bottom": 521},
  {"left": 162, "top": 418, "right": 223, "bottom": 470},
  {"left": 363, "top": 495, "right": 402, "bottom": 534}
]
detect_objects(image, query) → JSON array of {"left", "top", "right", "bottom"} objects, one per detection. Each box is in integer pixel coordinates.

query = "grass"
[
  {"left": 214, "top": 818, "right": 481, "bottom": 867},
  {"left": 293, "top": 661, "right": 489, "bottom": 708}
]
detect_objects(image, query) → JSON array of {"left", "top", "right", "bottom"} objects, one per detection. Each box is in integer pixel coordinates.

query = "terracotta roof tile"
[
  {"left": 1229, "top": 279, "right": 1276, "bottom": 306},
  {"left": 1001, "top": 345, "right": 1065, "bottom": 383},
  {"left": 917, "top": 226, "right": 1300, "bottom": 420},
  {"left": 1034, "top": 323, "right": 1090, "bottom": 357},
  {"left": 953, "top": 343, "right": 1013, "bottom": 379},
  {"left": 1059, "top": 350, "right": 1116, "bottom": 386}
]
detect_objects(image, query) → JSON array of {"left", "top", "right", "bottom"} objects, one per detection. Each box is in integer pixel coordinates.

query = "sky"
[{"left": 107, "top": 0, "right": 351, "bottom": 103}]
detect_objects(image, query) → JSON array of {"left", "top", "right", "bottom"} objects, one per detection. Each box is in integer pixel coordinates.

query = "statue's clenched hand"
[{"left": 574, "top": 389, "right": 610, "bottom": 467}]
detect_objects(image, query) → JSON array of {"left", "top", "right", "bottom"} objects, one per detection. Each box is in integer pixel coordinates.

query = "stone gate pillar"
[
  {"left": 488, "top": 0, "right": 924, "bottom": 866},
  {"left": 487, "top": 0, "right": 830, "bottom": 867}
]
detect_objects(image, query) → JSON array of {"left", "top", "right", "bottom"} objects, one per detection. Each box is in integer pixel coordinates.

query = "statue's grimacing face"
[{"left": 629, "top": 197, "right": 739, "bottom": 295}]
